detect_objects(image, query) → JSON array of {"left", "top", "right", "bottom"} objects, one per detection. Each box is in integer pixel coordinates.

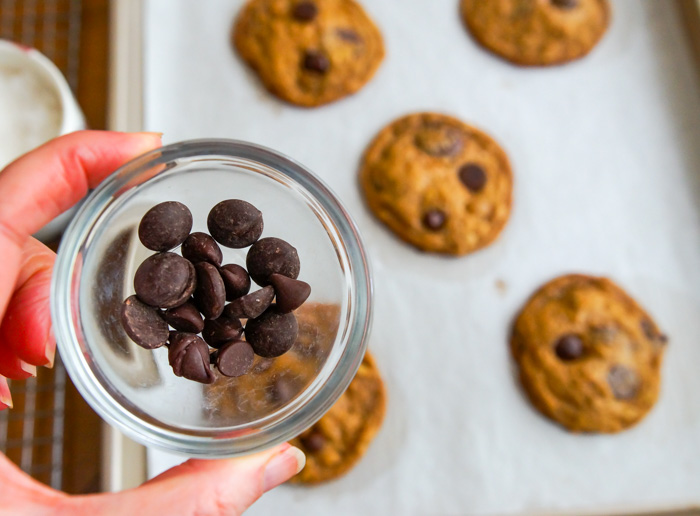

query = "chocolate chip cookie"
[
  {"left": 511, "top": 274, "right": 667, "bottom": 433},
  {"left": 233, "top": 0, "right": 384, "bottom": 107},
  {"left": 290, "top": 351, "right": 386, "bottom": 484},
  {"left": 461, "top": 0, "right": 611, "bottom": 66},
  {"left": 360, "top": 113, "right": 513, "bottom": 255}
]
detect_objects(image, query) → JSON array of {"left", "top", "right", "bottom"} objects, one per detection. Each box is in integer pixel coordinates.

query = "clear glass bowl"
[{"left": 51, "top": 140, "right": 372, "bottom": 457}]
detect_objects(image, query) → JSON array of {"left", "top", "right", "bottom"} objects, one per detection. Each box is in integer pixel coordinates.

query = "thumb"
[{"left": 84, "top": 444, "right": 305, "bottom": 516}]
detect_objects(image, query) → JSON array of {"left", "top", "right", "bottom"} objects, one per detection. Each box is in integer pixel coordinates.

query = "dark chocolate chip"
[
  {"left": 292, "top": 1, "right": 317, "bottom": 21},
  {"left": 269, "top": 273, "right": 310, "bottom": 313},
  {"left": 168, "top": 333, "right": 216, "bottom": 384},
  {"left": 269, "top": 377, "right": 296, "bottom": 403},
  {"left": 423, "top": 209, "right": 446, "bottom": 230},
  {"left": 554, "top": 334, "right": 583, "bottom": 360},
  {"left": 608, "top": 365, "right": 640, "bottom": 400},
  {"left": 121, "top": 295, "right": 169, "bottom": 349},
  {"left": 246, "top": 237, "right": 300, "bottom": 286},
  {"left": 245, "top": 305, "right": 299, "bottom": 358},
  {"left": 414, "top": 126, "right": 464, "bottom": 157},
  {"left": 336, "top": 28, "right": 361, "bottom": 43},
  {"left": 134, "top": 252, "right": 196, "bottom": 308},
  {"left": 458, "top": 163, "right": 487, "bottom": 193},
  {"left": 302, "top": 50, "right": 330, "bottom": 73},
  {"left": 216, "top": 340, "right": 254, "bottom": 377},
  {"left": 193, "top": 262, "right": 226, "bottom": 319},
  {"left": 300, "top": 431, "right": 325, "bottom": 452},
  {"left": 210, "top": 350, "right": 218, "bottom": 364},
  {"left": 202, "top": 316, "right": 243, "bottom": 348},
  {"left": 138, "top": 201, "right": 193, "bottom": 252},
  {"left": 164, "top": 301, "right": 205, "bottom": 333},
  {"left": 223, "top": 286, "right": 275, "bottom": 319},
  {"left": 551, "top": 0, "right": 578, "bottom": 9},
  {"left": 207, "top": 199, "right": 264, "bottom": 249},
  {"left": 641, "top": 319, "right": 668, "bottom": 345},
  {"left": 181, "top": 232, "right": 223, "bottom": 267},
  {"left": 219, "top": 264, "right": 251, "bottom": 301}
]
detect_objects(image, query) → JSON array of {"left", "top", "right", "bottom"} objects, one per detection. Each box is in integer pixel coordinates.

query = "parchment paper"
[{"left": 142, "top": 1, "right": 700, "bottom": 513}]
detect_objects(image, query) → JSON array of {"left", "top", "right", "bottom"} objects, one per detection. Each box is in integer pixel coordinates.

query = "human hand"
[{"left": 0, "top": 131, "right": 304, "bottom": 515}]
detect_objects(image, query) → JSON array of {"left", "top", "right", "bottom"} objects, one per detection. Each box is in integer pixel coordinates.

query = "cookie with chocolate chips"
[
  {"left": 511, "top": 274, "right": 667, "bottom": 433},
  {"left": 233, "top": 0, "right": 384, "bottom": 107},
  {"left": 360, "top": 112, "right": 513, "bottom": 255},
  {"left": 461, "top": 0, "right": 611, "bottom": 66},
  {"left": 290, "top": 351, "right": 386, "bottom": 484}
]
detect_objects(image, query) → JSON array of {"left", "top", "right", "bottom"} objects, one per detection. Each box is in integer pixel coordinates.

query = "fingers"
[
  {"left": 0, "top": 453, "right": 67, "bottom": 511},
  {"left": 0, "top": 130, "right": 162, "bottom": 323},
  {"left": 71, "top": 444, "right": 305, "bottom": 516},
  {"left": 0, "top": 238, "right": 56, "bottom": 373}
]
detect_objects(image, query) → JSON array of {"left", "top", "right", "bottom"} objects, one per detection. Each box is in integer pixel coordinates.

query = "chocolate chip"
[
  {"left": 245, "top": 305, "right": 299, "bottom": 358},
  {"left": 336, "top": 28, "right": 361, "bottom": 43},
  {"left": 219, "top": 264, "right": 251, "bottom": 301},
  {"left": 302, "top": 50, "right": 330, "bottom": 73},
  {"left": 300, "top": 431, "right": 325, "bottom": 452},
  {"left": 181, "top": 232, "right": 223, "bottom": 266},
  {"left": 554, "top": 334, "right": 583, "bottom": 360},
  {"left": 164, "top": 301, "right": 205, "bottom": 333},
  {"left": 269, "top": 377, "right": 296, "bottom": 403},
  {"left": 414, "top": 126, "right": 464, "bottom": 157},
  {"left": 269, "top": 273, "right": 310, "bottom": 313},
  {"left": 134, "top": 252, "right": 196, "bottom": 308},
  {"left": 608, "top": 365, "right": 640, "bottom": 400},
  {"left": 223, "top": 286, "right": 275, "bottom": 319},
  {"left": 246, "top": 237, "right": 300, "bottom": 286},
  {"left": 202, "top": 316, "right": 243, "bottom": 348},
  {"left": 423, "top": 209, "right": 446, "bottom": 230},
  {"left": 292, "top": 1, "right": 317, "bottom": 21},
  {"left": 193, "top": 262, "right": 226, "bottom": 319},
  {"left": 138, "top": 201, "right": 193, "bottom": 252},
  {"left": 551, "top": 0, "right": 578, "bottom": 9},
  {"left": 458, "top": 163, "right": 487, "bottom": 193},
  {"left": 216, "top": 340, "right": 254, "bottom": 377},
  {"left": 641, "top": 319, "right": 668, "bottom": 345},
  {"left": 121, "top": 295, "right": 169, "bottom": 349},
  {"left": 168, "top": 333, "right": 216, "bottom": 384},
  {"left": 207, "top": 199, "right": 264, "bottom": 249}
]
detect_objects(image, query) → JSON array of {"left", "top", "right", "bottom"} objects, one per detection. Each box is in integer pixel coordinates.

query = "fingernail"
[
  {"left": 19, "top": 361, "right": 36, "bottom": 377},
  {"left": 262, "top": 446, "right": 305, "bottom": 492},
  {"left": 137, "top": 131, "right": 164, "bottom": 139},
  {"left": 44, "top": 329, "right": 55, "bottom": 368},
  {"left": 0, "top": 376, "right": 12, "bottom": 409}
]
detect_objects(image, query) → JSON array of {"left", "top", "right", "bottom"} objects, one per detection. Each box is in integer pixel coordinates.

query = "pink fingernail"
[
  {"left": 44, "top": 329, "right": 55, "bottom": 368},
  {"left": 0, "top": 376, "right": 12, "bottom": 409},
  {"left": 262, "top": 446, "right": 305, "bottom": 492},
  {"left": 20, "top": 361, "right": 36, "bottom": 377}
]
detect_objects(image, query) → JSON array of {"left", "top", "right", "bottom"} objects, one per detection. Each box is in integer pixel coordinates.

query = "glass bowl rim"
[{"left": 51, "top": 138, "right": 373, "bottom": 457}]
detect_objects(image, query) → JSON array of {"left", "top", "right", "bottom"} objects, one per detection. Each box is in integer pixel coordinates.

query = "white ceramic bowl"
[{"left": 0, "top": 39, "right": 86, "bottom": 242}]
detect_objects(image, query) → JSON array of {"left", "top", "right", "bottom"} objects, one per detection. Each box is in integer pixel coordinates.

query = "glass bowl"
[{"left": 51, "top": 139, "right": 372, "bottom": 457}]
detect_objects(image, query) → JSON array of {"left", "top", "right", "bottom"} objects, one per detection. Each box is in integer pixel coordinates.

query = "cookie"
[
  {"left": 511, "top": 274, "right": 668, "bottom": 433},
  {"left": 233, "top": 0, "right": 384, "bottom": 107},
  {"left": 461, "top": 0, "right": 611, "bottom": 66},
  {"left": 290, "top": 351, "right": 386, "bottom": 484},
  {"left": 360, "top": 113, "right": 512, "bottom": 255}
]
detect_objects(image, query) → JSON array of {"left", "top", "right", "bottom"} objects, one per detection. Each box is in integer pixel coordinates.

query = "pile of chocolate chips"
[{"left": 120, "top": 200, "right": 311, "bottom": 384}]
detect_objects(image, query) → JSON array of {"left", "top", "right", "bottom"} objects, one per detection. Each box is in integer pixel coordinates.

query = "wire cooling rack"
[{"left": 0, "top": 0, "right": 82, "bottom": 490}]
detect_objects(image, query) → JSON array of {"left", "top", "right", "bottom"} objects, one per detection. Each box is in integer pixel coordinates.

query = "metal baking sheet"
[{"left": 141, "top": 1, "right": 700, "bottom": 514}]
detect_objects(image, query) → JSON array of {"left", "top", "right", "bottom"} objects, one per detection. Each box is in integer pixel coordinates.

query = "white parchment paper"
[{"left": 143, "top": 1, "right": 700, "bottom": 513}]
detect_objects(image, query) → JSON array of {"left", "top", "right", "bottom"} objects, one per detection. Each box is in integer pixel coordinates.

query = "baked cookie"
[
  {"left": 511, "top": 274, "right": 668, "bottom": 433},
  {"left": 290, "top": 351, "right": 386, "bottom": 484},
  {"left": 461, "top": 0, "right": 611, "bottom": 66},
  {"left": 233, "top": 0, "right": 384, "bottom": 107},
  {"left": 360, "top": 113, "right": 512, "bottom": 255}
]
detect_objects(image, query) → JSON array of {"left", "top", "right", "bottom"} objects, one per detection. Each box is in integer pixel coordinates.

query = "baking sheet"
[{"left": 142, "top": 1, "right": 700, "bottom": 514}]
